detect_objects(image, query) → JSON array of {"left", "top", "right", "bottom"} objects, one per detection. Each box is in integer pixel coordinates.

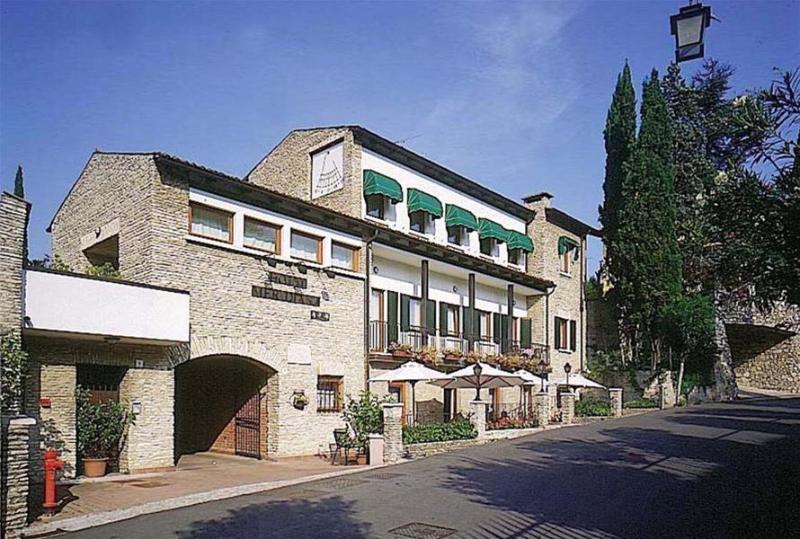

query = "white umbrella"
[
  {"left": 431, "top": 362, "right": 525, "bottom": 401},
  {"left": 369, "top": 361, "right": 453, "bottom": 424},
  {"left": 549, "top": 372, "right": 606, "bottom": 389},
  {"left": 514, "top": 369, "right": 548, "bottom": 388}
]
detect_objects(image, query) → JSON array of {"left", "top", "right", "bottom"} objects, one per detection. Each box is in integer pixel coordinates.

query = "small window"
[
  {"left": 190, "top": 203, "right": 232, "bottom": 243},
  {"left": 480, "top": 238, "right": 498, "bottom": 257},
  {"left": 444, "top": 304, "right": 460, "bottom": 336},
  {"left": 243, "top": 217, "right": 280, "bottom": 254},
  {"left": 447, "top": 226, "right": 467, "bottom": 247},
  {"left": 555, "top": 317, "right": 570, "bottom": 350},
  {"left": 560, "top": 249, "right": 572, "bottom": 274},
  {"left": 290, "top": 231, "right": 322, "bottom": 263},
  {"left": 409, "top": 298, "right": 421, "bottom": 329},
  {"left": 317, "top": 376, "right": 343, "bottom": 412},
  {"left": 508, "top": 248, "right": 524, "bottom": 267},
  {"left": 331, "top": 242, "right": 359, "bottom": 271},
  {"left": 366, "top": 194, "right": 385, "bottom": 219},
  {"left": 409, "top": 212, "right": 433, "bottom": 235},
  {"left": 478, "top": 311, "right": 492, "bottom": 340}
]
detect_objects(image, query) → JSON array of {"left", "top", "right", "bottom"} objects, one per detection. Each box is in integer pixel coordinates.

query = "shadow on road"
[{"left": 441, "top": 398, "right": 800, "bottom": 538}]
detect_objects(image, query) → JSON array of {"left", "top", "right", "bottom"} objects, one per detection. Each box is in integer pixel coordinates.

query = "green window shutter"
[
  {"left": 400, "top": 294, "right": 410, "bottom": 332},
  {"left": 521, "top": 319, "right": 532, "bottom": 348},
  {"left": 426, "top": 300, "right": 436, "bottom": 335},
  {"left": 387, "top": 291, "right": 398, "bottom": 343},
  {"left": 493, "top": 313, "right": 501, "bottom": 344},
  {"left": 439, "top": 303, "right": 449, "bottom": 336},
  {"left": 462, "top": 306, "right": 471, "bottom": 338},
  {"left": 569, "top": 320, "right": 577, "bottom": 351},
  {"left": 501, "top": 315, "right": 509, "bottom": 353},
  {"left": 554, "top": 317, "right": 562, "bottom": 348}
]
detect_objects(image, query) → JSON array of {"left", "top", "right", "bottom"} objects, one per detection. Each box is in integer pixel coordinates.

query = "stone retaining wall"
[
  {"left": 1, "top": 417, "right": 35, "bottom": 539},
  {"left": 405, "top": 438, "right": 482, "bottom": 459}
]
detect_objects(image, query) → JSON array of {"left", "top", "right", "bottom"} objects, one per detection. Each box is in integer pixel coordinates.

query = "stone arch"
[{"left": 168, "top": 335, "right": 282, "bottom": 372}]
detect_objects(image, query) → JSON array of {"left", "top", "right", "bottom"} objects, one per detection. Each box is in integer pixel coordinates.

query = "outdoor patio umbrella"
[
  {"left": 549, "top": 372, "right": 606, "bottom": 389},
  {"left": 431, "top": 362, "right": 525, "bottom": 400},
  {"left": 369, "top": 361, "right": 453, "bottom": 425},
  {"left": 514, "top": 369, "right": 548, "bottom": 411}
]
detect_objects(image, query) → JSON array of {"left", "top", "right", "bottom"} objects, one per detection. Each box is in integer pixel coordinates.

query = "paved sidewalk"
[{"left": 26, "top": 453, "right": 368, "bottom": 536}]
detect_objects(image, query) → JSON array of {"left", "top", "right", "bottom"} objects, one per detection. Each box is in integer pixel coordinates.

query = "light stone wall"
[
  {"left": 0, "top": 193, "right": 29, "bottom": 336},
  {"left": 247, "top": 127, "right": 364, "bottom": 219},
  {"left": 525, "top": 196, "right": 586, "bottom": 377},
  {"left": 733, "top": 334, "right": 800, "bottom": 393},
  {"left": 1, "top": 417, "right": 35, "bottom": 539}
]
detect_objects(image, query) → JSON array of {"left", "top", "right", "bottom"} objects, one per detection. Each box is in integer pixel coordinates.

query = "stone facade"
[
  {"left": 560, "top": 391, "right": 575, "bottom": 424},
  {"left": 381, "top": 403, "right": 404, "bottom": 464},
  {"left": 1, "top": 417, "right": 35, "bottom": 539},
  {"left": 534, "top": 391, "right": 550, "bottom": 427},
  {"left": 247, "top": 127, "right": 364, "bottom": 219},
  {"left": 469, "top": 400, "right": 488, "bottom": 438},
  {"left": 730, "top": 331, "right": 800, "bottom": 393},
  {"left": 0, "top": 193, "right": 29, "bottom": 335}
]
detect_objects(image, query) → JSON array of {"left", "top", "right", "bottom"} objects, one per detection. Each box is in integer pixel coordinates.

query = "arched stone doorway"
[{"left": 175, "top": 354, "right": 276, "bottom": 460}]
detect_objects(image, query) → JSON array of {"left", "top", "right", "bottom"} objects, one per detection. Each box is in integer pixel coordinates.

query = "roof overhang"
[{"left": 545, "top": 207, "right": 602, "bottom": 238}]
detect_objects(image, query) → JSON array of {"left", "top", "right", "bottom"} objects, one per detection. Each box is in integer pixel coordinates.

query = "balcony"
[
  {"left": 369, "top": 320, "right": 548, "bottom": 366},
  {"left": 23, "top": 269, "right": 190, "bottom": 344}
]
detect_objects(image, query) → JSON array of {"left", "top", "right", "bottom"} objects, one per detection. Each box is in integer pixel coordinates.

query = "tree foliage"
[
  {"left": 1, "top": 331, "right": 28, "bottom": 414},
  {"left": 13, "top": 165, "right": 24, "bottom": 198}
]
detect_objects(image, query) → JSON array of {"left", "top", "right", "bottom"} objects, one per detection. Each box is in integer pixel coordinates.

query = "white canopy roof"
[
  {"left": 514, "top": 369, "right": 549, "bottom": 388},
  {"left": 550, "top": 373, "right": 606, "bottom": 389},
  {"left": 431, "top": 362, "right": 525, "bottom": 390},
  {"left": 369, "top": 361, "right": 453, "bottom": 383}
]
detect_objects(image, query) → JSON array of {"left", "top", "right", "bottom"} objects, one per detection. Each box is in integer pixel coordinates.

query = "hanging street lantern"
[{"left": 670, "top": 2, "right": 713, "bottom": 63}]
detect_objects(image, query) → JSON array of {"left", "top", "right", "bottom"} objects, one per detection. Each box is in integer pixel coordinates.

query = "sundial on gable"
[{"left": 311, "top": 141, "right": 344, "bottom": 199}]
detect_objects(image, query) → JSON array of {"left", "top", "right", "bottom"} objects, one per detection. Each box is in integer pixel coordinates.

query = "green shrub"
[
  {"left": 76, "top": 386, "right": 134, "bottom": 459},
  {"left": 341, "top": 391, "right": 385, "bottom": 451},
  {"left": 575, "top": 397, "right": 611, "bottom": 417},
  {"left": 624, "top": 398, "right": 659, "bottom": 409},
  {"left": 86, "top": 263, "right": 122, "bottom": 280},
  {"left": 403, "top": 418, "right": 477, "bottom": 444},
  {"left": 1, "top": 331, "right": 28, "bottom": 414}
]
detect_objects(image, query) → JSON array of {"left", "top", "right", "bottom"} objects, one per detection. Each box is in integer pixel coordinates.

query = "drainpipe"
[
  {"left": 506, "top": 284, "right": 514, "bottom": 353},
  {"left": 468, "top": 273, "right": 476, "bottom": 352},
  {"left": 364, "top": 229, "right": 379, "bottom": 389},
  {"left": 580, "top": 235, "right": 586, "bottom": 372},
  {"left": 544, "top": 285, "right": 556, "bottom": 364},
  {"left": 421, "top": 260, "right": 429, "bottom": 342}
]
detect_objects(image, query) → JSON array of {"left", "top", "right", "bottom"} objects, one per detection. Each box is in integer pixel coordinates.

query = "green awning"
[
  {"left": 407, "top": 188, "right": 443, "bottom": 218},
  {"left": 445, "top": 204, "right": 479, "bottom": 231},
  {"left": 506, "top": 230, "right": 534, "bottom": 252},
  {"left": 558, "top": 236, "right": 581, "bottom": 260},
  {"left": 478, "top": 218, "right": 509, "bottom": 243},
  {"left": 363, "top": 170, "right": 403, "bottom": 203}
]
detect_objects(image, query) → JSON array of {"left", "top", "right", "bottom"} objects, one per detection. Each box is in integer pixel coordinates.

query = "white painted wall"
[
  {"left": 361, "top": 149, "right": 528, "bottom": 269},
  {"left": 24, "top": 270, "right": 190, "bottom": 343}
]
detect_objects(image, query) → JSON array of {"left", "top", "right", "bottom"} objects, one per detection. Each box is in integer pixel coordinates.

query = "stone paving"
[{"left": 26, "top": 452, "right": 366, "bottom": 535}]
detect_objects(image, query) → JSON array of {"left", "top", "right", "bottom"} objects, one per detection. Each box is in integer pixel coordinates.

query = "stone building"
[{"left": 10, "top": 125, "right": 598, "bottom": 476}]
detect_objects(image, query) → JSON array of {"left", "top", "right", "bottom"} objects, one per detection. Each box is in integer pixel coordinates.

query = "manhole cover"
[
  {"left": 389, "top": 522, "right": 457, "bottom": 539},
  {"left": 314, "top": 477, "right": 368, "bottom": 490},
  {"left": 369, "top": 472, "right": 405, "bottom": 480},
  {"left": 127, "top": 480, "right": 169, "bottom": 488},
  {"left": 271, "top": 488, "right": 327, "bottom": 501}
]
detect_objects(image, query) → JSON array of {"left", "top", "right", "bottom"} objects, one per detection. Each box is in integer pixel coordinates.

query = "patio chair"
[{"left": 330, "top": 428, "right": 355, "bottom": 465}]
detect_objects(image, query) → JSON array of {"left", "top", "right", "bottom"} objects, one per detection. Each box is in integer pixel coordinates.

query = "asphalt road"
[{"left": 63, "top": 395, "right": 800, "bottom": 539}]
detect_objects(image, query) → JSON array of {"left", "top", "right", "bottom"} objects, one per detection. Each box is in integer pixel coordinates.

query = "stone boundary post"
[
  {"left": 381, "top": 403, "right": 404, "bottom": 464},
  {"left": 1, "top": 416, "right": 36, "bottom": 539},
  {"left": 534, "top": 391, "right": 549, "bottom": 427},
  {"left": 560, "top": 391, "right": 575, "bottom": 425},
  {"left": 469, "top": 400, "right": 488, "bottom": 439},
  {"left": 367, "top": 434, "right": 384, "bottom": 466},
  {"left": 609, "top": 388, "right": 623, "bottom": 418}
]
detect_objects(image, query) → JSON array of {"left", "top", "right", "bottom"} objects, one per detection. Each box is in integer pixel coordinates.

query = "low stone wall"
[
  {"left": 405, "top": 438, "right": 482, "bottom": 459},
  {"left": 1, "top": 416, "right": 35, "bottom": 539}
]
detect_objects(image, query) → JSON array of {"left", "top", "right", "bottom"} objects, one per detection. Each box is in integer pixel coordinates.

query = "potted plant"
[
  {"left": 342, "top": 391, "right": 385, "bottom": 464},
  {"left": 389, "top": 342, "right": 414, "bottom": 359},
  {"left": 76, "top": 386, "right": 134, "bottom": 477},
  {"left": 465, "top": 351, "right": 483, "bottom": 364},
  {"left": 442, "top": 348, "right": 463, "bottom": 362},
  {"left": 416, "top": 346, "right": 438, "bottom": 366},
  {"left": 291, "top": 391, "right": 309, "bottom": 410}
]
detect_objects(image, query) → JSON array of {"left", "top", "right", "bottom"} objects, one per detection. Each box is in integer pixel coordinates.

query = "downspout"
[
  {"left": 364, "top": 229, "right": 379, "bottom": 389},
  {"left": 544, "top": 285, "right": 556, "bottom": 364},
  {"left": 580, "top": 235, "right": 587, "bottom": 372}
]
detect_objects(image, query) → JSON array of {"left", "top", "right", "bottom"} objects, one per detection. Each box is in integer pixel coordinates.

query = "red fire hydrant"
[{"left": 43, "top": 449, "right": 64, "bottom": 512}]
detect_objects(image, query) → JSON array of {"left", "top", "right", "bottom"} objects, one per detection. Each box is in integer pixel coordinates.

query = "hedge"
[
  {"left": 575, "top": 397, "right": 611, "bottom": 417},
  {"left": 403, "top": 418, "right": 477, "bottom": 444}
]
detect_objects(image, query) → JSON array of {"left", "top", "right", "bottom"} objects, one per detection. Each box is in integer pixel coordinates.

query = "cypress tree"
[
  {"left": 14, "top": 165, "right": 24, "bottom": 198},
  {"left": 616, "top": 69, "right": 683, "bottom": 367}
]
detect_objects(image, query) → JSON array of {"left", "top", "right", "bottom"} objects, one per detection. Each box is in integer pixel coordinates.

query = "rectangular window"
[
  {"left": 409, "top": 298, "right": 421, "bottom": 329},
  {"left": 290, "top": 230, "right": 322, "bottom": 263},
  {"left": 243, "top": 217, "right": 280, "bottom": 253},
  {"left": 190, "top": 203, "right": 232, "bottom": 243},
  {"left": 555, "top": 317, "right": 569, "bottom": 350},
  {"left": 445, "top": 304, "right": 460, "bottom": 336},
  {"left": 366, "top": 194, "right": 385, "bottom": 219},
  {"left": 478, "top": 310, "right": 492, "bottom": 340},
  {"left": 561, "top": 249, "right": 572, "bottom": 274},
  {"left": 317, "top": 376, "right": 343, "bottom": 412},
  {"left": 508, "top": 248, "right": 524, "bottom": 267},
  {"left": 480, "top": 238, "right": 498, "bottom": 257},
  {"left": 447, "top": 226, "right": 466, "bottom": 247},
  {"left": 410, "top": 212, "right": 433, "bottom": 235},
  {"left": 331, "top": 242, "right": 359, "bottom": 271}
]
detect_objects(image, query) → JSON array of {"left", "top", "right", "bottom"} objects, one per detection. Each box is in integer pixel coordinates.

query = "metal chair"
[{"left": 330, "top": 428, "right": 354, "bottom": 465}]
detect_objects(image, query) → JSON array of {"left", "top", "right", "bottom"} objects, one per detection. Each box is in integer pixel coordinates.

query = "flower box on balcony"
[{"left": 391, "top": 349, "right": 413, "bottom": 359}]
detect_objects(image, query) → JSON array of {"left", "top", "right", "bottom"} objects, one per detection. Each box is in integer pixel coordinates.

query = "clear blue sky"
[{"left": 2, "top": 0, "right": 798, "bottom": 271}]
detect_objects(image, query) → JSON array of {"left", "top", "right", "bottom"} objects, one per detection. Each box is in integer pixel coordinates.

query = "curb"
[{"left": 23, "top": 464, "right": 383, "bottom": 537}]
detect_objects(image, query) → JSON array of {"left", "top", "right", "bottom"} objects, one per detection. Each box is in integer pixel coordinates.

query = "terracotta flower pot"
[{"left": 82, "top": 457, "right": 108, "bottom": 478}]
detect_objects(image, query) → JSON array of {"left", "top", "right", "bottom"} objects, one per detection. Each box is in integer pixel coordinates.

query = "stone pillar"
[
  {"left": 0, "top": 193, "right": 30, "bottom": 335},
  {"left": 368, "top": 434, "right": 384, "bottom": 466},
  {"left": 534, "top": 391, "right": 550, "bottom": 427},
  {"left": 1, "top": 416, "right": 36, "bottom": 539},
  {"left": 609, "top": 388, "right": 623, "bottom": 418},
  {"left": 547, "top": 383, "right": 558, "bottom": 422},
  {"left": 659, "top": 380, "right": 675, "bottom": 410},
  {"left": 382, "top": 403, "right": 404, "bottom": 464},
  {"left": 561, "top": 391, "right": 575, "bottom": 425},
  {"left": 469, "top": 400, "right": 488, "bottom": 438}
]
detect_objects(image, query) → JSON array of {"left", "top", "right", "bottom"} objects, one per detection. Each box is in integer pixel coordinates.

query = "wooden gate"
[{"left": 235, "top": 392, "right": 261, "bottom": 458}]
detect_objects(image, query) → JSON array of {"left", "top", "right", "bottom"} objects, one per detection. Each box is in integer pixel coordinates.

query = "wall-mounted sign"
[
  {"left": 268, "top": 271, "right": 307, "bottom": 289},
  {"left": 253, "top": 285, "right": 320, "bottom": 306},
  {"left": 311, "top": 310, "right": 330, "bottom": 321},
  {"left": 311, "top": 141, "right": 344, "bottom": 199}
]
